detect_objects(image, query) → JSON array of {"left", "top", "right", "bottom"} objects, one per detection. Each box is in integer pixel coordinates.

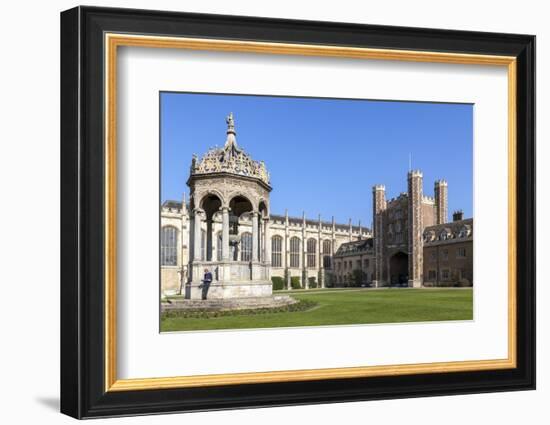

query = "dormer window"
[
  {"left": 458, "top": 225, "right": 471, "bottom": 238},
  {"left": 439, "top": 229, "right": 452, "bottom": 240},
  {"left": 424, "top": 230, "right": 435, "bottom": 242}
]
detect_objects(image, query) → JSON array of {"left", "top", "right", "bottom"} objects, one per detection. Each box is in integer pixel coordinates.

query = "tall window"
[
  {"left": 216, "top": 232, "right": 222, "bottom": 261},
  {"left": 457, "top": 247, "right": 466, "bottom": 258},
  {"left": 271, "top": 235, "right": 282, "bottom": 267},
  {"left": 322, "top": 239, "right": 332, "bottom": 269},
  {"left": 241, "top": 232, "right": 252, "bottom": 261},
  {"left": 290, "top": 237, "right": 300, "bottom": 268},
  {"left": 307, "top": 238, "right": 317, "bottom": 268},
  {"left": 201, "top": 229, "right": 206, "bottom": 261},
  {"left": 161, "top": 226, "right": 177, "bottom": 266}
]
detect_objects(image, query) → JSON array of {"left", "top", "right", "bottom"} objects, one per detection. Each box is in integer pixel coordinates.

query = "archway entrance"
[
  {"left": 229, "top": 195, "right": 254, "bottom": 261},
  {"left": 200, "top": 194, "right": 222, "bottom": 261},
  {"left": 389, "top": 252, "right": 408, "bottom": 286}
]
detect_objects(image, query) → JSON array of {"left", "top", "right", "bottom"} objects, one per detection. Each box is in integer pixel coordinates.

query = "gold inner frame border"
[{"left": 104, "top": 33, "right": 517, "bottom": 392}]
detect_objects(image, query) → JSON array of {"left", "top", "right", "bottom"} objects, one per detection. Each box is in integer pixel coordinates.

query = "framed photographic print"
[{"left": 60, "top": 6, "right": 535, "bottom": 419}]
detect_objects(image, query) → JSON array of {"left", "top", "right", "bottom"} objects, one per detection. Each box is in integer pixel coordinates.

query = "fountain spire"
[{"left": 225, "top": 112, "right": 238, "bottom": 148}]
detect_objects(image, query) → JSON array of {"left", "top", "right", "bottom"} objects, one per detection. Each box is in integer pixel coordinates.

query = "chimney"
[{"left": 453, "top": 210, "right": 464, "bottom": 222}]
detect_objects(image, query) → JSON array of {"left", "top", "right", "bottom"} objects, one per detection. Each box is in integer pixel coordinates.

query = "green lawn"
[{"left": 160, "top": 288, "right": 473, "bottom": 332}]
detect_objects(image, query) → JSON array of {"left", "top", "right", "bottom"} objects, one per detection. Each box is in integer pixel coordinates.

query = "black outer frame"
[{"left": 60, "top": 6, "right": 535, "bottom": 419}]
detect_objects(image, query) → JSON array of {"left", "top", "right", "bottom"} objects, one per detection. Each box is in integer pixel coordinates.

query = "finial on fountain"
[
  {"left": 226, "top": 112, "right": 235, "bottom": 133},
  {"left": 225, "top": 112, "right": 238, "bottom": 148}
]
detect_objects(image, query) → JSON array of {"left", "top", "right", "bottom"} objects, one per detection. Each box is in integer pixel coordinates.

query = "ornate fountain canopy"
[{"left": 190, "top": 113, "right": 270, "bottom": 185}]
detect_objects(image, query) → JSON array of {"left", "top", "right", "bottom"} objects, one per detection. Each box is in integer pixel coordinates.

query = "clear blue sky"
[{"left": 161, "top": 92, "right": 473, "bottom": 228}]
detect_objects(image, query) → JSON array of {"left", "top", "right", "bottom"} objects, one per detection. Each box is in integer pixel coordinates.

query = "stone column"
[
  {"left": 302, "top": 212, "right": 308, "bottom": 289},
  {"left": 263, "top": 217, "right": 271, "bottom": 282},
  {"left": 251, "top": 211, "right": 259, "bottom": 262},
  {"left": 263, "top": 217, "right": 271, "bottom": 265},
  {"left": 318, "top": 214, "right": 323, "bottom": 288},
  {"left": 193, "top": 208, "right": 203, "bottom": 261},
  {"left": 206, "top": 217, "right": 213, "bottom": 261},
  {"left": 221, "top": 206, "right": 230, "bottom": 261},
  {"left": 285, "top": 210, "right": 290, "bottom": 289}
]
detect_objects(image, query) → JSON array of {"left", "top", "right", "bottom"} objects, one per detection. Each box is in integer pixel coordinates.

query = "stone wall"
[
  {"left": 161, "top": 204, "right": 370, "bottom": 293},
  {"left": 423, "top": 240, "right": 473, "bottom": 286}
]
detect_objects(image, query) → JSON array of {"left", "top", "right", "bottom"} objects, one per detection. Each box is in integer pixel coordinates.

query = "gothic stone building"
[
  {"left": 160, "top": 114, "right": 473, "bottom": 297},
  {"left": 160, "top": 114, "right": 370, "bottom": 298},
  {"left": 332, "top": 174, "right": 473, "bottom": 288}
]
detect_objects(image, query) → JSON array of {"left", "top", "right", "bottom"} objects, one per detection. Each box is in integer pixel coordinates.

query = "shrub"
[
  {"left": 271, "top": 276, "right": 284, "bottom": 290},
  {"left": 308, "top": 277, "right": 317, "bottom": 288},
  {"left": 271, "top": 276, "right": 285, "bottom": 291},
  {"left": 454, "top": 278, "right": 472, "bottom": 287},
  {"left": 352, "top": 270, "right": 368, "bottom": 287},
  {"left": 325, "top": 273, "right": 334, "bottom": 288},
  {"left": 161, "top": 299, "right": 317, "bottom": 320},
  {"left": 291, "top": 276, "right": 302, "bottom": 290}
]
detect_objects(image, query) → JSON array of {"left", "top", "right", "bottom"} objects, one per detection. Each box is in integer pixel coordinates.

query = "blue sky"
[{"left": 161, "top": 92, "right": 473, "bottom": 228}]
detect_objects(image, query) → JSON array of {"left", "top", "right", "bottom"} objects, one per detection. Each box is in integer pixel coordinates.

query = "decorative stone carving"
[
  {"left": 191, "top": 113, "right": 270, "bottom": 185},
  {"left": 185, "top": 113, "right": 273, "bottom": 300}
]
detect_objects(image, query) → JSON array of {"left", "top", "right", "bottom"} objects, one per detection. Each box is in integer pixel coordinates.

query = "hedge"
[
  {"left": 161, "top": 299, "right": 317, "bottom": 320},
  {"left": 271, "top": 276, "right": 284, "bottom": 291},
  {"left": 290, "top": 276, "right": 301, "bottom": 290},
  {"left": 308, "top": 277, "right": 317, "bottom": 288}
]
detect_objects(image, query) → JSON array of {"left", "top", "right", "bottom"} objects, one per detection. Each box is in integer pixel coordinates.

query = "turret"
[
  {"left": 372, "top": 184, "right": 387, "bottom": 287},
  {"left": 434, "top": 179, "right": 448, "bottom": 225},
  {"left": 408, "top": 170, "right": 424, "bottom": 288}
]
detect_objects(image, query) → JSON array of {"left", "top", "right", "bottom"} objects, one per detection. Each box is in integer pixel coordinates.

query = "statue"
[{"left": 226, "top": 112, "right": 235, "bottom": 130}]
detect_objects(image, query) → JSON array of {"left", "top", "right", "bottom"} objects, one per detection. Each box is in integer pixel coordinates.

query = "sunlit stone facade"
[
  {"left": 160, "top": 113, "right": 370, "bottom": 297},
  {"left": 160, "top": 114, "right": 472, "bottom": 297}
]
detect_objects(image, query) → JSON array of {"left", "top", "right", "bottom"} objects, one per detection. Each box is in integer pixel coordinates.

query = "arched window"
[
  {"left": 216, "top": 232, "right": 222, "bottom": 261},
  {"left": 161, "top": 226, "right": 178, "bottom": 266},
  {"left": 322, "top": 239, "right": 332, "bottom": 269},
  {"left": 201, "top": 229, "right": 206, "bottom": 261},
  {"left": 307, "top": 238, "right": 316, "bottom": 268},
  {"left": 241, "top": 232, "right": 252, "bottom": 261},
  {"left": 290, "top": 237, "right": 300, "bottom": 268},
  {"left": 271, "top": 235, "right": 282, "bottom": 267}
]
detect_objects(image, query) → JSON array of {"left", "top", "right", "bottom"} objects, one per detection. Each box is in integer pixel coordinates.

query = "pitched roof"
[{"left": 334, "top": 238, "right": 374, "bottom": 256}]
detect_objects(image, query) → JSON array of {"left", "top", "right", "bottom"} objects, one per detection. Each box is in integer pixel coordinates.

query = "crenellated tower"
[
  {"left": 434, "top": 179, "right": 448, "bottom": 225},
  {"left": 372, "top": 185, "right": 387, "bottom": 287},
  {"left": 407, "top": 170, "right": 424, "bottom": 287}
]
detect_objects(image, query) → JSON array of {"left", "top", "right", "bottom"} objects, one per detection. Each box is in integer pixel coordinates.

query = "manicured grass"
[{"left": 160, "top": 288, "right": 473, "bottom": 332}]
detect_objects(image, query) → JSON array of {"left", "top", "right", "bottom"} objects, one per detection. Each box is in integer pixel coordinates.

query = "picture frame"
[{"left": 60, "top": 5, "right": 535, "bottom": 419}]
